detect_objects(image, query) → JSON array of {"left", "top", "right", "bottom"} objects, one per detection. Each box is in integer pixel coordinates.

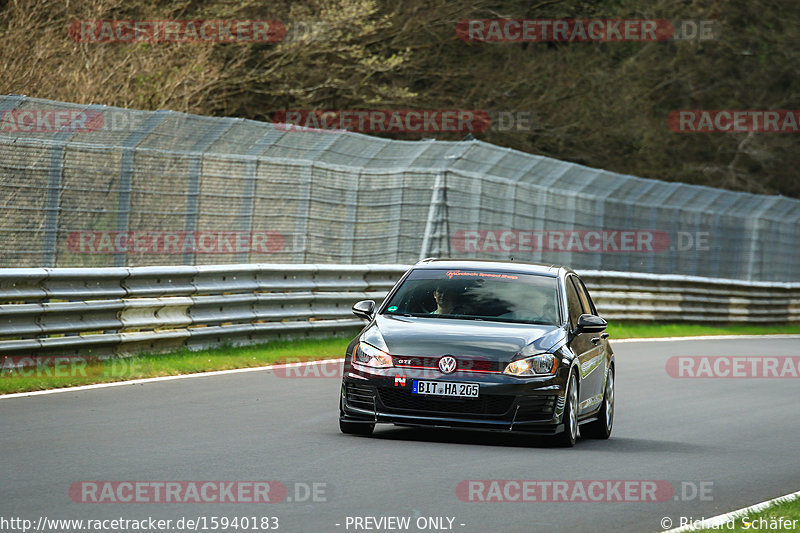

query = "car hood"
[{"left": 363, "top": 314, "right": 565, "bottom": 361}]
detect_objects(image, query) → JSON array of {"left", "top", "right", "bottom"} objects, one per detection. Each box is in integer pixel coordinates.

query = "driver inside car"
[{"left": 432, "top": 285, "right": 460, "bottom": 315}]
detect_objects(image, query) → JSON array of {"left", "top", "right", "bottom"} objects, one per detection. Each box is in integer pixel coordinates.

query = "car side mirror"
[
  {"left": 352, "top": 300, "right": 376, "bottom": 321},
  {"left": 576, "top": 313, "right": 607, "bottom": 333}
]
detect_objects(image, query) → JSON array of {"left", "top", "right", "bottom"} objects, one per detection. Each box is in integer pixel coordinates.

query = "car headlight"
[
  {"left": 504, "top": 354, "right": 557, "bottom": 376},
  {"left": 352, "top": 342, "right": 393, "bottom": 368}
]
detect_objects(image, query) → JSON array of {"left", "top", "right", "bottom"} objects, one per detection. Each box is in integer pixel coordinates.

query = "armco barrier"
[
  {"left": 0, "top": 264, "right": 403, "bottom": 358},
  {"left": 581, "top": 271, "right": 800, "bottom": 323},
  {"left": 0, "top": 265, "right": 798, "bottom": 358}
]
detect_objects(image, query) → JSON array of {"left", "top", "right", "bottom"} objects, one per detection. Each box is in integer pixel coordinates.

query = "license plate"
[{"left": 412, "top": 380, "right": 479, "bottom": 398}]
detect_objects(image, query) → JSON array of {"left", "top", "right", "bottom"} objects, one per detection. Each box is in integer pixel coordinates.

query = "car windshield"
[{"left": 383, "top": 268, "right": 561, "bottom": 325}]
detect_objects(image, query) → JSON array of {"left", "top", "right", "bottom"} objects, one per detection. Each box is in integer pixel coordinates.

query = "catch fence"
[{"left": 1, "top": 95, "right": 798, "bottom": 281}]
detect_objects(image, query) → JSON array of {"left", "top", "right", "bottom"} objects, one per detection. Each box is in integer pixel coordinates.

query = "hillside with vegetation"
[{"left": 2, "top": 0, "right": 798, "bottom": 198}]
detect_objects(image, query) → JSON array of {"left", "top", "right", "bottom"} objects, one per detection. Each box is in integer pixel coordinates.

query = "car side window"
[
  {"left": 573, "top": 277, "right": 596, "bottom": 316},
  {"left": 565, "top": 276, "right": 583, "bottom": 331}
]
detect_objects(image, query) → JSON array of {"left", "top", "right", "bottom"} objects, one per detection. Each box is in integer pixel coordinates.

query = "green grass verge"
[
  {"left": 686, "top": 495, "right": 800, "bottom": 532},
  {"left": 0, "top": 336, "right": 352, "bottom": 395},
  {"left": 1, "top": 322, "right": 798, "bottom": 395}
]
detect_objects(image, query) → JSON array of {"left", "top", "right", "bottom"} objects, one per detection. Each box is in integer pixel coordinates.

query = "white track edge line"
[
  {"left": 2, "top": 334, "right": 798, "bottom": 399},
  {"left": 0, "top": 358, "right": 345, "bottom": 399},
  {"left": 613, "top": 334, "right": 800, "bottom": 343},
  {"left": 665, "top": 489, "right": 800, "bottom": 532}
]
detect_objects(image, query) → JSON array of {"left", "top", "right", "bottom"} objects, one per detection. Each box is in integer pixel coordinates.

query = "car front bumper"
[{"left": 340, "top": 364, "right": 569, "bottom": 435}]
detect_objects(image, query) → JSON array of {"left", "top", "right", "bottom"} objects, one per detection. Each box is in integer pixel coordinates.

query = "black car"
[{"left": 338, "top": 259, "right": 614, "bottom": 447}]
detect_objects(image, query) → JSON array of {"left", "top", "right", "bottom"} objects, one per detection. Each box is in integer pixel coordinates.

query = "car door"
[{"left": 565, "top": 275, "right": 605, "bottom": 416}]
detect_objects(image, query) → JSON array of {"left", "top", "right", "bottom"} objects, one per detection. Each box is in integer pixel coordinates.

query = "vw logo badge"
[{"left": 438, "top": 355, "right": 457, "bottom": 374}]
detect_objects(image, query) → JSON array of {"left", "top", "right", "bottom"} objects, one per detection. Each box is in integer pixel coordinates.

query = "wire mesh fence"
[{"left": 1, "top": 94, "right": 798, "bottom": 281}]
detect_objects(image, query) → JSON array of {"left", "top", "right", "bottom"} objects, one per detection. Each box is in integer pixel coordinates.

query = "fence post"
[
  {"left": 115, "top": 110, "right": 169, "bottom": 267},
  {"left": 43, "top": 104, "right": 106, "bottom": 267},
  {"left": 181, "top": 120, "right": 234, "bottom": 266},
  {"left": 419, "top": 173, "right": 444, "bottom": 260}
]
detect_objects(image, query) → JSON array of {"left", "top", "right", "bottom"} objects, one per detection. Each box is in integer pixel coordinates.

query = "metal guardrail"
[
  {"left": 0, "top": 265, "right": 798, "bottom": 358},
  {"left": 0, "top": 264, "right": 405, "bottom": 358},
  {"left": 581, "top": 271, "right": 800, "bottom": 323}
]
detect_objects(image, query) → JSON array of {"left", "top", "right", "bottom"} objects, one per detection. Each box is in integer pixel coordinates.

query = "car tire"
[
  {"left": 583, "top": 367, "right": 614, "bottom": 439},
  {"left": 554, "top": 373, "right": 578, "bottom": 447},
  {"left": 339, "top": 419, "right": 375, "bottom": 436}
]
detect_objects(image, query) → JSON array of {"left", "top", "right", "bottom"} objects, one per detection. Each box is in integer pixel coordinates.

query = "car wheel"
[
  {"left": 554, "top": 373, "right": 578, "bottom": 447},
  {"left": 583, "top": 367, "right": 614, "bottom": 439},
  {"left": 339, "top": 419, "right": 375, "bottom": 436}
]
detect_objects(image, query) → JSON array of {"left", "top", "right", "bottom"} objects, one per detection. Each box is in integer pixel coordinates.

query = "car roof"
[{"left": 412, "top": 258, "right": 567, "bottom": 277}]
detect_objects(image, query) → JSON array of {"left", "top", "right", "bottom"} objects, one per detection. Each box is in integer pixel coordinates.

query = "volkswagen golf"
[{"left": 338, "top": 259, "right": 614, "bottom": 447}]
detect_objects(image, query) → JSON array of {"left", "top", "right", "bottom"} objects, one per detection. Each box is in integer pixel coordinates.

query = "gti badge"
[
  {"left": 394, "top": 374, "right": 407, "bottom": 387},
  {"left": 438, "top": 355, "right": 457, "bottom": 374}
]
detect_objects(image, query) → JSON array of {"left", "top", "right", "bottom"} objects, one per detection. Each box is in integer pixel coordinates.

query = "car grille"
[
  {"left": 377, "top": 387, "right": 514, "bottom": 416},
  {"left": 345, "top": 382, "right": 376, "bottom": 411},
  {"left": 515, "top": 396, "right": 557, "bottom": 421}
]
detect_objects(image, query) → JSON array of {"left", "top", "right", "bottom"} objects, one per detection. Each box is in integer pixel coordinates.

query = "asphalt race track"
[{"left": 1, "top": 337, "right": 799, "bottom": 533}]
